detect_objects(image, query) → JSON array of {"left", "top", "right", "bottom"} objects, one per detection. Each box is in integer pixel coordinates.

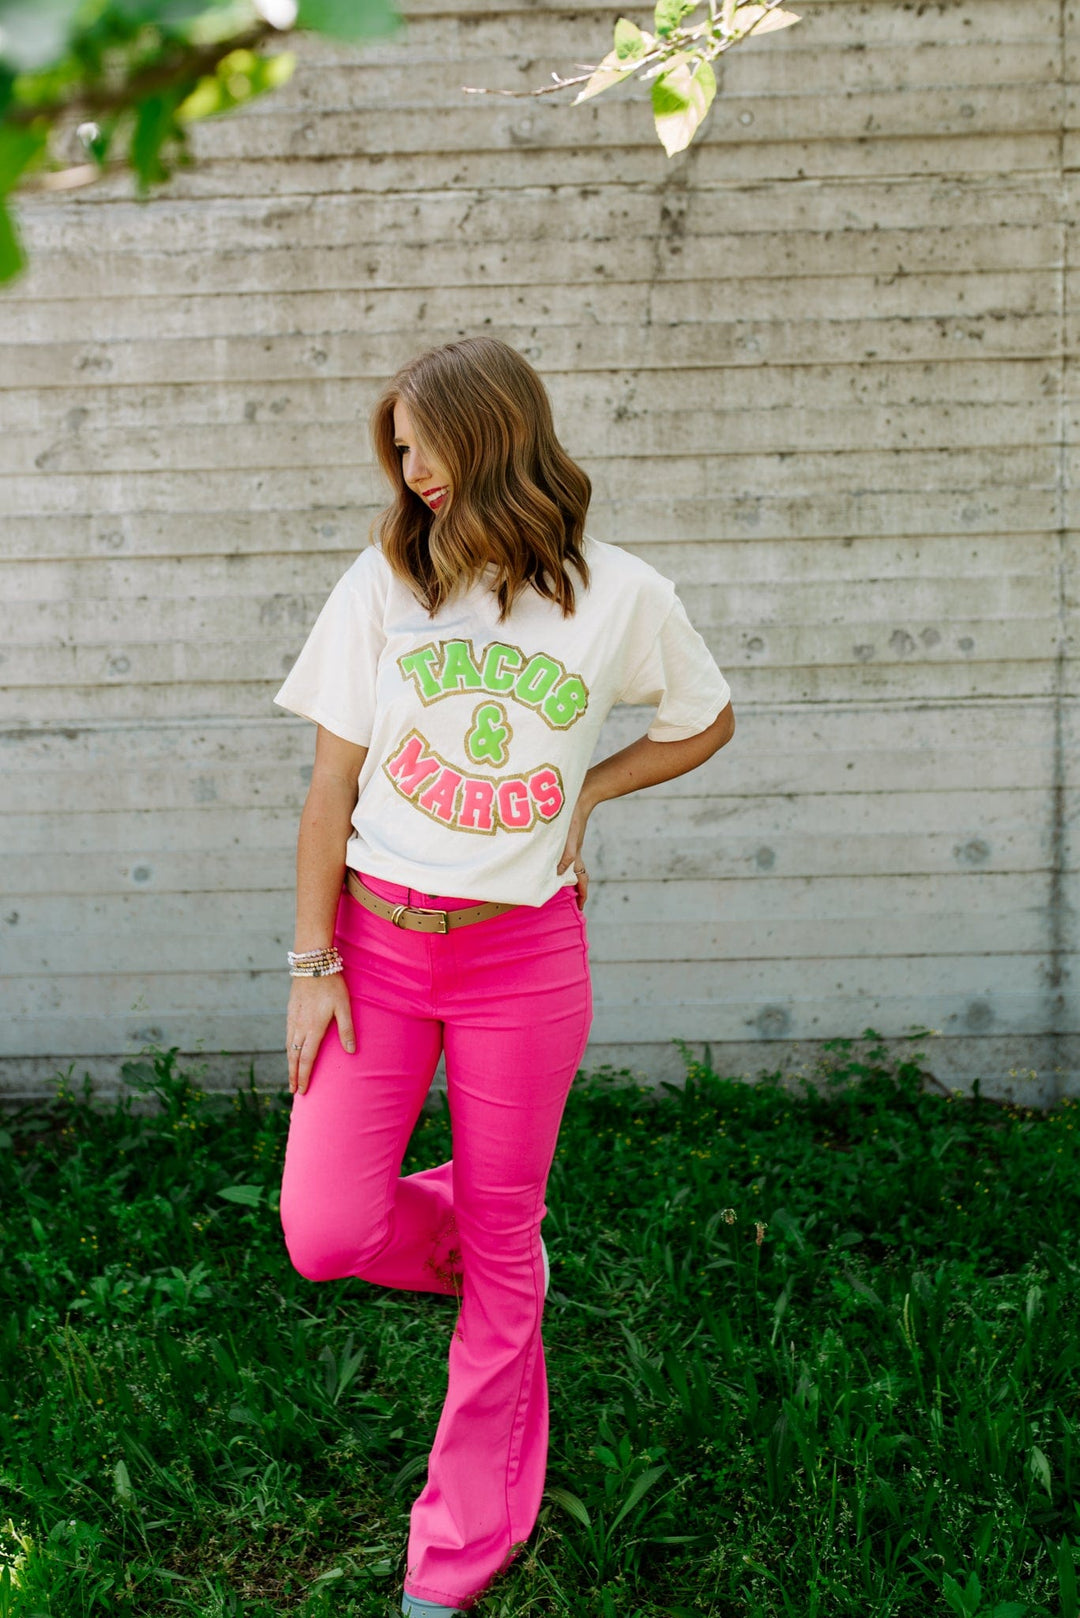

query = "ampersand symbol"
[{"left": 465, "top": 701, "right": 512, "bottom": 767}]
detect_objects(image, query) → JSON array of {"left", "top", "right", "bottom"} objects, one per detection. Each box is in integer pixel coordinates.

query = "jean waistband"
[{"left": 346, "top": 868, "right": 512, "bottom": 912}]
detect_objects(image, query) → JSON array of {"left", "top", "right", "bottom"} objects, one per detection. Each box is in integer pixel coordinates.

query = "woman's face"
[{"left": 393, "top": 399, "right": 451, "bottom": 514}]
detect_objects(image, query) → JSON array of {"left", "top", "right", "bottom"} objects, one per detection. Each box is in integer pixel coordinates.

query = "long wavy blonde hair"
[{"left": 370, "top": 337, "right": 591, "bottom": 621}]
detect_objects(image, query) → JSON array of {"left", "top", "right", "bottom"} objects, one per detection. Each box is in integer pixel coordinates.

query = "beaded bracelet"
[{"left": 288, "top": 947, "right": 344, "bottom": 978}]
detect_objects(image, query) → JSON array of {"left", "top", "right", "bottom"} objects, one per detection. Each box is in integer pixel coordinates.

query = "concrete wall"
[{"left": 0, "top": 0, "right": 1071, "bottom": 1101}]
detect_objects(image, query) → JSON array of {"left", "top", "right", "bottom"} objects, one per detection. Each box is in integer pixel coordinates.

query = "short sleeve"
[
  {"left": 619, "top": 593, "right": 731, "bottom": 742},
  {"left": 273, "top": 556, "right": 385, "bottom": 746}
]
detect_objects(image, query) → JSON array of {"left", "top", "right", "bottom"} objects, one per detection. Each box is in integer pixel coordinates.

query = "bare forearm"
[
  {"left": 294, "top": 778, "right": 357, "bottom": 950},
  {"left": 580, "top": 702, "right": 734, "bottom": 812}
]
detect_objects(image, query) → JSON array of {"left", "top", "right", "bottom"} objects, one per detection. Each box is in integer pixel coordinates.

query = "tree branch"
[
  {"left": 6, "top": 22, "right": 278, "bottom": 126},
  {"left": 461, "top": 0, "right": 793, "bottom": 101}
]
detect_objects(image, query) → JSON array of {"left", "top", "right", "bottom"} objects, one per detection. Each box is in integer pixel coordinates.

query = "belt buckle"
[{"left": 392, "top": 903, "right": 449, "bottom": 934}]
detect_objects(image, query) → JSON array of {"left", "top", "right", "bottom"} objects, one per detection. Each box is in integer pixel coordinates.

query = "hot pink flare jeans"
[{"left": 279, "top": 871, "right": 592, "bottom": 1611}]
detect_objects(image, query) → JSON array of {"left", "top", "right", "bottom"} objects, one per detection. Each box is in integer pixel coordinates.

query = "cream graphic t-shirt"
[{"left": 274, "top": 535, "right": 731, "bottom": 907}]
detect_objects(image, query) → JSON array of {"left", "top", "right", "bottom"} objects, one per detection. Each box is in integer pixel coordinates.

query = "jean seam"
[{"left": 502, "top": 1178, "right": 548, "bottom": 1537}]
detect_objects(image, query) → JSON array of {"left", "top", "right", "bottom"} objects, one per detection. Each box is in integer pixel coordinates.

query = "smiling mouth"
[{"left": 422, "top": 487, "right": 448, "bottom": 508}]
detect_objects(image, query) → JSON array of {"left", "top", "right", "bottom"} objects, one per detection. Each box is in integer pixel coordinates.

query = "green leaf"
[
  {"left": 151, "top": 1, "right": 239, "bottom": 22},
  {"left": 574, "top": 49, "right": 635, "bottom": 103},
  {"left": 732, "top": 4, "right": 802, "bottom": 35},
  {"left": 0, "top": 123, "right": 47, "bottom": 191},
  {"left": 544, "top": 1484, "right": 591, "bottom": 1527},
  {"left": 217, "top": 1183, "right": 264, "bottom": 1206},
  {"left": 81, "top": 113, "right": 119, "bottom": 166},
  {"left": 575, "top": 25, "right": 657, "bottom": 104},
  {"left": 1030, "top": 1443, "right": 1052, "bottom": 1496},
  {"left": 173, "top": 1, "right": 266, "bottom": 48},
  {"left": 650, "top": 53, "right": 693, "bottom": 115},
  {"left": 0, "top": 194, "right": 26, "bottom": 285},
  {"left": 295, "top": 0, "right": 401, "bottom": 41},
  {"left": 651, "top": 56, "right": 715, "bottom": 156},
  {"left": 177, "top": 47, "right": 295, "bottom": 121},
  {"left": 131, "top": 88, "right": 187, "bottom": 191},
  {"left": 1058, "top": 1536, "right": 1078, "bottom": 1618},
  {"left": 308, "top": 1567, "right": 345, "bottom": 1586},
  {"left": 610, "top": 1463, "right": 669, "bottom": 1530},
  {"left": 112, "top": 1458, "right": 135, "bottom": 1506},
  {"left": 769, "top": 1205, "right": 808, "bottom": 1250},
  {"left": 654, "top": 0, "right": 692, "bottom": 36},
  {"left": 941, "top": 1572, "right": 983, "bottom": 1618},
  {"left": 613, "top": 16, "right": 648, "bottom": 60}
]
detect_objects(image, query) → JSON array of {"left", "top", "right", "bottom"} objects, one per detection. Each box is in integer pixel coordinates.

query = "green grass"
[{"left": 1, "top": 1034, "right": 1079, "bottom": 1618}]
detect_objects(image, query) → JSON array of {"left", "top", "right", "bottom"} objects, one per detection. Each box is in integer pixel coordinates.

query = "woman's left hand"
[{"left": 556, "top": 794, "right": 594, "bottom": 909}]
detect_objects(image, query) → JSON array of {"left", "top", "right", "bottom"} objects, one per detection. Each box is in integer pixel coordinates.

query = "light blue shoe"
[{"left": 401, "top": 1595, "right": 467, "bottom": 1616}]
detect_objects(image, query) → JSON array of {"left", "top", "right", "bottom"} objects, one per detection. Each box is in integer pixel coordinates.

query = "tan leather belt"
[{"left": 345, "top": 869, "right": 518, "bottom": 934}]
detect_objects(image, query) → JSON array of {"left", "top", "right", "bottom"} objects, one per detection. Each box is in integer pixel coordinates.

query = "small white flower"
[{"left": 255, "top": 0, "right": 298, "bottom": 27}]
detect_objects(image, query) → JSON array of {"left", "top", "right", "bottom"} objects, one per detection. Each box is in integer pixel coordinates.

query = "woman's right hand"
[{"left": 287, "top": 973, "right": 356, "bottom": 1096}]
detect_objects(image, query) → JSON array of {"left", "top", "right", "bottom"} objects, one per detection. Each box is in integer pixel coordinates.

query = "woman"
[{"left": 274, "top": 337, "right": 734, "bottom": 1617}]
